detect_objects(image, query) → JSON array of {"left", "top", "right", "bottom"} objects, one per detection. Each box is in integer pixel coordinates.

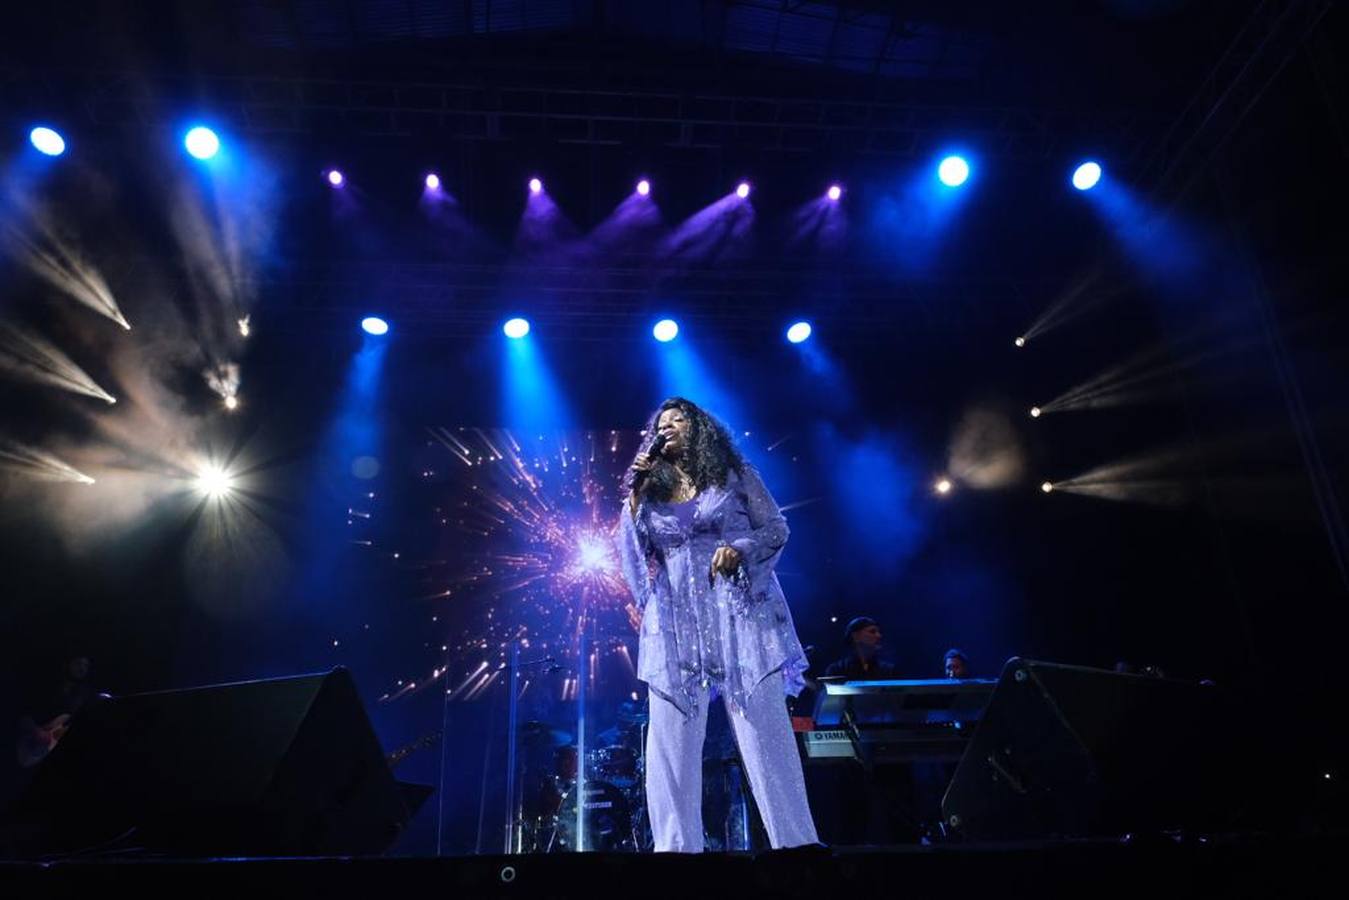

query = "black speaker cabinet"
[
  {"left": 941, "top": 658, "right": 1238, "bottom": 840},
  {"left": 11, "top": 668, "right": 411, "bottom": 856}
]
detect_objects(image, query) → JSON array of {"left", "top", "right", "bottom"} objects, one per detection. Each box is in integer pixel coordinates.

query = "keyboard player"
[
  {"left": 823, "top": 617, "right": 898, "bottom": 680},
  {"left": 815, "top": 617, "right": 915, "bottom": 843},
  {"left": 942, "top": 648, "right": 970, "bottom": 680}
]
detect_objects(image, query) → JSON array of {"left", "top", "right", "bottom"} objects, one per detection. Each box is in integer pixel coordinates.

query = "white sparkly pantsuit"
[{"left": 644, "top": 673, "right": 819, "bottom": 852}]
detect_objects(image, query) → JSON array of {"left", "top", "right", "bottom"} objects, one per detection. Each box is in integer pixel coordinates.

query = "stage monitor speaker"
[
  {"left": 11, "top": 668, "right": 411, "bottom": 857},
  {"left": 941, "top": 658, "right": 1239, "bottom": 840}
]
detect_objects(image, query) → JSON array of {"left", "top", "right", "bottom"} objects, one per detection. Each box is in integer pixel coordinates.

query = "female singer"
[{"left": 617, "top": 397, "right": 818, "bottom": 851}]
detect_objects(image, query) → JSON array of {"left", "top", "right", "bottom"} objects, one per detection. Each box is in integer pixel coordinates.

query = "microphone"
[{"left": 632, "top": 433, "right": 667, "bottom": 489}]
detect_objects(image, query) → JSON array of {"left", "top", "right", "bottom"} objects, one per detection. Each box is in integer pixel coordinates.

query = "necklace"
[{"left": 671, "top": 469, "right": 696, "bottom": 503}]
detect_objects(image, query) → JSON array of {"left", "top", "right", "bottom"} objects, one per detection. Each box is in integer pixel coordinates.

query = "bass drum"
[{"left": 548, "top": 780, "right": 634, "bottom": 852}]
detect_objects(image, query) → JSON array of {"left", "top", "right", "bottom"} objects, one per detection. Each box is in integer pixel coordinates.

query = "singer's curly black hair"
[{"left": 624, "top": 397, "right": 745, "bottom": 502}]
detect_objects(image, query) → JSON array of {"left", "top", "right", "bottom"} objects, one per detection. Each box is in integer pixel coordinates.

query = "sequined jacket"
[{"left": 616, "top": 465, "right": 808, "bottom": 717}]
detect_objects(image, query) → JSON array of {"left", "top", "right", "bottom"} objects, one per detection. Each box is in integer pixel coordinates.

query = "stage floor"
[{"left": 0, "top": 835, "right": 1335, "bottom": 898}]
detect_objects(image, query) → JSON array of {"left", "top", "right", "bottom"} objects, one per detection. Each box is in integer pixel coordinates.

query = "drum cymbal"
[{"left": 616, "top": 700, "right": 648, "bottom": 724}]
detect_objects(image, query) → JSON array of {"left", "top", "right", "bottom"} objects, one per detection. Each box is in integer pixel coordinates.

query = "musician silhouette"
[
  {"left": 943, "top": 649, "right": 971, "bottom": 679},
  {"left": 15, "top": 655, "right": 105, "bottom": 769},
  {"left": 824, "top": 618, "right": 898, "bottom": 680}
]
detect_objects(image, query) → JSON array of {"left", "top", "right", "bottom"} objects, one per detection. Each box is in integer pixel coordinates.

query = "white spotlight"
[
  {"left": 1030, "top": 407, "right": 1041, "bottom": 418},
  {"left": 1041, "top": 481, "right": 1054, "bottom": 494},
  {"left": 196, "top": 466, "right": 236, "bottom": 498},
  {"left": 224, "top": 395, "right": 239, "bottom": 411},
  {"left": 184, "top": 126, "right": 220, "bottom": 160},
  {"left": 30, "top": 126, "right": 66, "bottom": 156},
  {"left": 935, "top": 478, "right": 953, "bottom": 495},
  {"left": 1015, "top": 336, "right": 1026, "bottom": 348},
  {"left": 653, "top": 319, "right": 679, "bottom": 342},
  {"left": 361, "top": 316, "right": 390, "bottom": 336},
  {"left": 1072, "top": 161, "right": 1103, "bottom": 191},
  {"left": 938, "top": 155, "right": 970, "bottom": 187}
]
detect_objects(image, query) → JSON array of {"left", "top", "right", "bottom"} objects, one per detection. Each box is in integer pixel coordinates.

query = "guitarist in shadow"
[{"left": 15, "top": 655, "right": 104, "bottom": 769}]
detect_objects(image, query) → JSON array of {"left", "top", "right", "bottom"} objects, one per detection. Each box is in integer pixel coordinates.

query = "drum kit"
[
  {"left": 513, "top": 699, "right": 757, "bottom": 853},
  {"left": 516, "top": 699, "right": 652, "bottom": 853}
]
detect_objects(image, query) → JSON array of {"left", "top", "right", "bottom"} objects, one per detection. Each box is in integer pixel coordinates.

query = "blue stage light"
[
  {"left": 184, "top": 126, "right": 220, "bottom": 160},
  {"left": 938, "top": 156, "right": 970, "bottom": 187},
  {"left": 361, "top": 316, "right": 389, "bottom": 336},
  {"left": 1072, "top": 161, "right": 1102, "bottom": 191},
  {"left": 30, "top": 126, "right": 66, "bottom": 156},
  {"left": 653, "top": 319, "right": 679, "bottom": 342},
  {"left": 504, "top": 317, "right": 531, "bottom": 339},
  {"left": 786, "top": 321, "right": 813, "bottom": 344}
]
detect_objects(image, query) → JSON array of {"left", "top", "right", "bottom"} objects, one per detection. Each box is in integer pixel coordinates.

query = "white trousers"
[{"left": 644, "top": 673, "right": 819, "bottom": 852}]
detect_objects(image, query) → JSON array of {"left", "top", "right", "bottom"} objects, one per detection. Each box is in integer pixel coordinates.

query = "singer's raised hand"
[{"left": 628, "top": 452, "right": 657, "bottom": 513}]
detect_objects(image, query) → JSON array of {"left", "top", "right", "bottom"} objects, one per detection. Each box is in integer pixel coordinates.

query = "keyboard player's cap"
[{"left": 843, "top": 616, "right": 878, "bottom": 643}]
